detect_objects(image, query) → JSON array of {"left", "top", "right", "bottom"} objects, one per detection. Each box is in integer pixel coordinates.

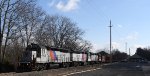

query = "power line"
[{"left": 86, "top": 0, "right": 110, "bottom": 22}]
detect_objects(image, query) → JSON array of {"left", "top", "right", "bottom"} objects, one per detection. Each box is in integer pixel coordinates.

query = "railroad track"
[{"left": 0, "top": 64, "right": 104, "bottom": 76}]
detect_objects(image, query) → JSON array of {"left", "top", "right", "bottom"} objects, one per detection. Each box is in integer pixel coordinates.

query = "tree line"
[
  {"left": 0, "top": 0, "right": 92, "bottom": 64},
  {"left": 98, "top": 49, "right": 128, "bottom": 62},
  {"left": 136, "top": 47, "right": 150, "bottom": 61}
]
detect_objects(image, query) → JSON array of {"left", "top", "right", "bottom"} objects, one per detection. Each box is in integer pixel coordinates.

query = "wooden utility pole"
[{"left": 109, "top": 20, "right": 112, "bottom": 63}]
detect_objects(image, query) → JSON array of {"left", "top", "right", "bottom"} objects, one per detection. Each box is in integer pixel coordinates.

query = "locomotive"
[{"left": 18, "top": 43, "right": 108, "bottom": 71}]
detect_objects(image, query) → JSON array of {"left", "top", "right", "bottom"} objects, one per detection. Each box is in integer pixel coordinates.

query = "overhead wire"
[
  {"left": 85, "top": 0, "right": 122, "bottom": 39},
  {"left": 86, "top": 0, "right": 110, "bottom": 22},
  {"left": 85, "top": 0, "right": 125, "bottom": 51}
]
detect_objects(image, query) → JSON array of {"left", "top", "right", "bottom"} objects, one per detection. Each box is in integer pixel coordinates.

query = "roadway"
[
  {"left": 1, "top": 62, "right": 150, "bottom": 76},
  {"left": 68, "top": 62, "right": 150, "bottom": 76}
]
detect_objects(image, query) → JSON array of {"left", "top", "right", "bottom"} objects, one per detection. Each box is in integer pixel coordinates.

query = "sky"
[{"left": 37, "top": 0, "right": 150, "bottom": 55}]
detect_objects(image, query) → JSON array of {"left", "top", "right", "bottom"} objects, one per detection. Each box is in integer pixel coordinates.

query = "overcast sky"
[{"left": 37, "top": 0, "right": 150, "bottom": 55}]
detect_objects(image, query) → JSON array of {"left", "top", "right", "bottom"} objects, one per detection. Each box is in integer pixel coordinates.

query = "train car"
[
  {"left": 18, "top": 44, "right": 49, "bottom": 71},
  {"left": 100, "top": 55, "right": 111, "bottom": 63},
  {"left": 18, "top": 43, "right": 103, "bottom": 71},
  {"left": 47, "top": 47, "right": 71, "bottom": 68},
  {"left": 91, "top": 53, "right": 99, "bottom": 63},
  {"left": 88, "top": 52, "right": 99, "bottom": 64},
  {"left": 71, "top": 51, "right": 87, "bottom": 66},
  {"left": 81, "top": 52, "right": 88, "bottom": 65}
]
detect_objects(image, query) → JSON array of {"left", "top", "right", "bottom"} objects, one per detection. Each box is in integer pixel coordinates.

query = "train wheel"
[
  {"left": 16, "top": 66, "right": 22, "bottom": 72},
  {"left": 74, "top": 62, "right": 78, "bottom": 67},
  {"left": 45, "top": 64, "right": 49, "bottom": 70},
  {"left": 69, "top": 62, "right": 73, "bottom": 67},
  {"left": 62, "top": 63, "right": 67, "bottom": 68},
  {"left": 66, "top": 63, "right": 70, "bottom": 68},
  {"left": 35, "top": 64, "right": 40, "bottom": 71},
  {"left": 42, "top": 64, "right": 47, "bottom": 70},
  {"left": 84, "top": 62, "right": 87, "bottom": 66},
  {"left": 60, "top": 63, "right": 64, "bottom": 68}
]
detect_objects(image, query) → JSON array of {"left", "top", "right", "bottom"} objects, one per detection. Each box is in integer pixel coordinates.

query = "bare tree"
[
  {"left": 34, "top": 15, "right": 88, "bottom": 51},
  {"left": 0, "top": 0, "right": 44, "bottom": 62},
  {"left": 0, "top": 0, "right": 22, "bottom": 62},
  {"left": 34, "top": 15, "right": 53, "bottom": 46},
  {"left": 76, "top": 40, "right": 93, "bottom": 52},
  {"left": 15, "top": 0, "right": 45, "bottom": 47}
]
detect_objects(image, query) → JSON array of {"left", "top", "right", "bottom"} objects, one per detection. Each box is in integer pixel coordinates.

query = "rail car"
[{"left": 17, "top": 43, "right": 108, "bottom": 71}]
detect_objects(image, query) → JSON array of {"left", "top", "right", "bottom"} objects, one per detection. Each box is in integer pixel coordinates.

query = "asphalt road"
[
  {"left": 1, "top": 62, "right": 150, "bottom": 76},
  {"left": 70, "top": 62, "right": 150, "bottom": 76}
]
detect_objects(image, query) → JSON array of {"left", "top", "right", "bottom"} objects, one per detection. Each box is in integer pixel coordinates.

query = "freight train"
[{"left": 18, "top": 43, "right": 110, "bottom": 71}]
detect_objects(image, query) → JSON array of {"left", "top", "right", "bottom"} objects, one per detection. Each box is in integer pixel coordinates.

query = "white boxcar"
[
  {"left": 60, "top": 52, "right": 70, "bottom": 62},
  {"left": 91, "top": 54, "right": 98, "bottom": 61},
  {"left": 72, "top": 53, "right": 82, "bottom": 62},
  {"left": 88, "top": 52, "right": 98, "bottom": 62},
  {"left": 88, "top": 52, "right": 91, "bottom": 62},
  {"left": 48, "top": 48, "right": 71, "bottom": 63}
]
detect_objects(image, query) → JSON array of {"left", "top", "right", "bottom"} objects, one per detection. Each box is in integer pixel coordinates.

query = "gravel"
[{"left": 0, "top": 64, "right": 102, "bottom": 76}]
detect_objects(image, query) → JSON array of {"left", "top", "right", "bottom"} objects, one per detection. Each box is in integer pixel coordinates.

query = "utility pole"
[
  {"left": 125, "top": 42, "right": 127, "bottom": 54},
  {"left": 0, "top": 21, "right": 1, "bottom": 62},
  {"left": 129, "top": 48, "right": 131, "bottom": 56},
  {"left": 109, "top": 20, "right": 112, "bottom": 63}
]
